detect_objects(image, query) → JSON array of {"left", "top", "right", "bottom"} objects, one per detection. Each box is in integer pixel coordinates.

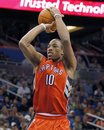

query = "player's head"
[{"left": 47, "top": 39, "right": 64, "bottom": 61}]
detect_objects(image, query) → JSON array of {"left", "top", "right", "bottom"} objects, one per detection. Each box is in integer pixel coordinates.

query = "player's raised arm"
[
  {"left": 19, "top": 23, "right": 54, "bottom": 66},
  {"left": 19, "top": 24, "right": 44, "bottom": 66},
  {"left": 49, "top": 7, "right": 77, "bottom": 79}
]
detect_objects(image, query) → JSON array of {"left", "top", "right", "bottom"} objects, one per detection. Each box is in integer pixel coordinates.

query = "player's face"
[{"left": 47, "top": 39, "right": 63, "bottom": 60}]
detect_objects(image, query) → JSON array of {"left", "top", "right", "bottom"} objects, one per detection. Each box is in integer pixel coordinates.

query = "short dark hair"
[{"left": 50, "top": 38, "right": 63, "bottom": 50}]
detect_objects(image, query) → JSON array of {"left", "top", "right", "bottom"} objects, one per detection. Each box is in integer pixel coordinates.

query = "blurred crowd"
[{"left": 0, "top": 69, "right": 34, "bottom": 130}]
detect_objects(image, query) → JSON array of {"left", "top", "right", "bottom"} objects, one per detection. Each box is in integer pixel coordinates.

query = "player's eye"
[{"left": 53, "top": 45, "right": 58, "bottom": 48}]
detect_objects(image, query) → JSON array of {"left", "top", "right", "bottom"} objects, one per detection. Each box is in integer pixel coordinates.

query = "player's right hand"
[{"left": 45, "top": 22, "right": 56, "bottom": 33}]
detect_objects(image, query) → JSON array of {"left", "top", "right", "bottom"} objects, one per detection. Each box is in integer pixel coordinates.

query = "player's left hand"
[{"left": 48, "top": 7, "right": 64, "bottom": 18}]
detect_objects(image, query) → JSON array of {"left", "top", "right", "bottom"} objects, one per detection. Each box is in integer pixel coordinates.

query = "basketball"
[{"left": 38, "top": 9, "right": 56, "bottom": 32}]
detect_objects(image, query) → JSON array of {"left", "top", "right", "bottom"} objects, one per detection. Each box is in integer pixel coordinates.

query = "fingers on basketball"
[{"left": 38, "top": 9, "right": 56, "bottom": 32}]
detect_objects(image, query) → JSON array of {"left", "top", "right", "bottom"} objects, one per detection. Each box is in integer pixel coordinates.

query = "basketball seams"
[{"left": 46, "top": 9, "right": 55, "bottom": 19}]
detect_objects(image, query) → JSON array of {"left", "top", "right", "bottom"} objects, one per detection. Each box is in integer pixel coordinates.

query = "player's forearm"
[
  {"left": 55, "top": 17, "right": 71, "bottom": 43},
  {"left": 19, "top": 24, "right": 45, "bottom": 47}
]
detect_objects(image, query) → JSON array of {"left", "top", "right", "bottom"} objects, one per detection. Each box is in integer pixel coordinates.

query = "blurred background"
[{"left": 0, "top": 0, "right": 104, "bottom": 130}]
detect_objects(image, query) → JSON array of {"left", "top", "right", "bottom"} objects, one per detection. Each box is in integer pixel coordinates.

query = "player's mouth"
[
  {"left": 48, "top": 51, "right": 53, "bottom": 55},
  {"left": 47, "top": 52, "right": 53, "bottom": 59}
]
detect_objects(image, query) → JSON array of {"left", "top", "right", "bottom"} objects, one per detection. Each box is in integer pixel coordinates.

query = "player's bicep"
[{"left": 19, "top": 42, "right": 43, "bottom": 66}]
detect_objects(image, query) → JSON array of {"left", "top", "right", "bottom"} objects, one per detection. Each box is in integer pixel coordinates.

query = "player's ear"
[
  {"left": 61, "top": 49, "right": 64, "bottom": 55},
  {"left": 60, "top": 43, "right": 64, "bottom": 55}
]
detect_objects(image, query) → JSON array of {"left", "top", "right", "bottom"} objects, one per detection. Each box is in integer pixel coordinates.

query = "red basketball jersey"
[{"left": 33, "top": 57, "right": 72, "bottom": 114}]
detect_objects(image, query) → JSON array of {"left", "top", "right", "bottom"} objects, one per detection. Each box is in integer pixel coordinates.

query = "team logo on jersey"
[{"left": 39, "top": 63, "right": 63, "bottom": 75}]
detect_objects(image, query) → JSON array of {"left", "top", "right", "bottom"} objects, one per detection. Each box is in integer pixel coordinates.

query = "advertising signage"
[{"left": 0, "top": 0, "right": 104, "bottom": 18}]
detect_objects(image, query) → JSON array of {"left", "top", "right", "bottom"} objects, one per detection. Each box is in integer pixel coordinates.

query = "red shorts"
[{"left": 27, "top": 115, "right": 70, "bottom": 130}]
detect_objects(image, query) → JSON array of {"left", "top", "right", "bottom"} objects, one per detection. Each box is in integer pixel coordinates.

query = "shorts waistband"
[{"left": 35, "top": 113, "right": 67, "bottom": 120}]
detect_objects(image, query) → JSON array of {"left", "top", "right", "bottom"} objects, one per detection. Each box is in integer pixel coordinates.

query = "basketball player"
[{"left": 19, "top": 7, "right": 77, "bottom": 130}]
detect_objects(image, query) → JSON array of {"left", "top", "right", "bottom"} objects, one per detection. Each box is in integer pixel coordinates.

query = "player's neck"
[{"left": 53, "top": 56, "right": 63, "bottom": 62}]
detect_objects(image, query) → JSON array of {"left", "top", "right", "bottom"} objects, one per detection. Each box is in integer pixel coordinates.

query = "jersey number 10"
[{"left": 46, "top": 74, "right": 55, "bottom": 86}]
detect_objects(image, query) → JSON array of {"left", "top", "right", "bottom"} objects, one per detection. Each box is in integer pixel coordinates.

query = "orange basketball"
[{"left": 38, "top": 9, "right": 56, "bottom": 32}]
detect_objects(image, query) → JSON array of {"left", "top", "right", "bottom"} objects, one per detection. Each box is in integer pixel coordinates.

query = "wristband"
[
  {"left": 41, "top": 23, "right": 46, "bottom": 31},
  {"left": 54, "top": 14, "right": 62, "bottom": 18}
]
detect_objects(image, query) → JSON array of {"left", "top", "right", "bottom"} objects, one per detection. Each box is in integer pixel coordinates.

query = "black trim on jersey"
[
  {"left": 64, "top": 93, "right": 68, "bottom": 99},
  {"left": 64, "top": 76, "right": 73, "bottom": 99},
  {"left": 67, "top": 76, "right": 73, "bottom": 86}
]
